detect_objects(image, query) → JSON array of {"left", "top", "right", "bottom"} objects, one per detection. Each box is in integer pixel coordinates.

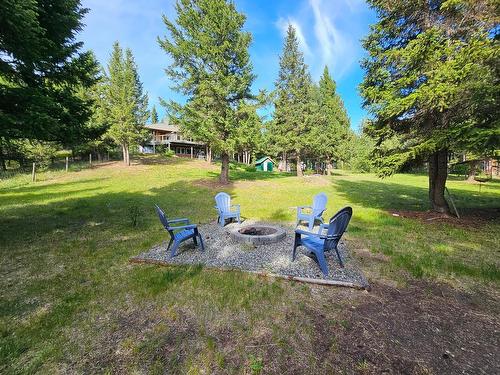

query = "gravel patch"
[{"left": 132, "top": 220, "right": 369, "bottom": 289}]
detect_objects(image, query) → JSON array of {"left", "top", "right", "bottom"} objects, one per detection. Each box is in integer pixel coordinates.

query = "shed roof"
[{"left": 254, "top": 156, "right": 275, "bottom": 165}]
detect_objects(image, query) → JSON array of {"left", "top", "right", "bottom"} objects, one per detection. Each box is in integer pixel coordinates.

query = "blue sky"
[{"left": 79, "top": 0, "right": 376, "bottom": 132}]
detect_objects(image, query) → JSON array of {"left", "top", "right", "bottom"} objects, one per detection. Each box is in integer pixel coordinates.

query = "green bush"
[
  {"left": 164, "top": 149, "right": 175, "bottom": 158},
  {"left": 449, "top": 163, "right": 468, "bottom": 176},
  {"left": 25, "top": 141, "right": 59, "bottom": 169},
  {"left": 54, "top": 150, "right": 72, "bottom": 159}
]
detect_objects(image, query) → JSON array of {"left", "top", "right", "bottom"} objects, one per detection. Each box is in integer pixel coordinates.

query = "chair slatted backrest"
[
  {"left": 215, "top": 192, "right": 231, "bottom": 214},
  {"left": 324, "top": 206, "right": 353, "bottom": 250},
  {"left": 155, "top": 205, "right": 174, "bottom": 236},
  {"left": 312, "top": 192, "right": 328, "bottom": 217}
]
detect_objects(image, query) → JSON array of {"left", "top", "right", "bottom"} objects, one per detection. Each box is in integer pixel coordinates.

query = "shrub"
[
  {"left": 449, "top": 163, "right": 468, "bottom": 176},
  {"left": 24, "top": 141, "right": 59, "bottom": 169},
  {"left": 128, "top": 205, "right": 144, "bottom": 227},
  {"left": 54, "top": 150, "right": 72, "bottom": 159},
  {"left": 164, "top": 149, "right": 175, "bottom": 158}
]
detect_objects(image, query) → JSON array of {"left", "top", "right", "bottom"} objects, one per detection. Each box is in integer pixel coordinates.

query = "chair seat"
[
  {"left": 297, "top": 212, "right": 320, "bottom": 220},
  {"left": 174, "top": 229, "right": 195, "bottom": 241},
  {"left": 301, "top": 235, "right": 325, "bottom": 252}
]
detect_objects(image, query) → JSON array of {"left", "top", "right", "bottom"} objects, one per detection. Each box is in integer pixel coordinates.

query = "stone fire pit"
[
  {"left": 131, "top": 221, "right": 369, "bottom": 289},
  {"left": 230, "top": 225, "right": 286, "bottom": 245}
]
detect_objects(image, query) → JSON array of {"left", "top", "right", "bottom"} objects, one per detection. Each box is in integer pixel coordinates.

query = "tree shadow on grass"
[
  {"left": 0, "top": 177, "right": 110, "bottom": 194},
  {"left": 333, "top": 178, "right": 430, "bottom": 211},
  {"left": 0, "top": 180, "right": 226, "bottom": 248},
  {"left": 333, "top": 178, "right": 500, "bottom": 212}
]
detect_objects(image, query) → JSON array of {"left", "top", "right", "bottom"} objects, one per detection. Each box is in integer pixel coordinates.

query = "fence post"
[
  {"left": 65, "top": 156, "right": 69, "bottom": 172},
  {"left": 89, "top": 153, "right": 92, "bottom": 168},
  {"left": 31, "top": 162, "right": 36, "bottom": 182}
]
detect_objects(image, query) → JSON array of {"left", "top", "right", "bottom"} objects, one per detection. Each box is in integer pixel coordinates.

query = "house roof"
[
  {"left": 255, "top": 156, "right": 275, "bottom": 165},
  {"left": 144, "top": 122, "right": 180, "bottom": 132}
]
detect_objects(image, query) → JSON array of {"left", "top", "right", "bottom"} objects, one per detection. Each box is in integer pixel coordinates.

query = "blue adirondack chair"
[
  {"left": 214, "top": 192, "right": 241, "bottom": 227},
  {"left": 296, "top": 192, "right": 328, "bottom": 231},
  {"left": 293, "top": 206, "right": 353, "bottom": 276},
  {"left": 154, "top": 204, "right": 204, "bottom": 258}
]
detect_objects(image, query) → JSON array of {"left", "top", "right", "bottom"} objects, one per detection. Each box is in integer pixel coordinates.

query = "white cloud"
[
  {"left": 275, "top": 0, "right": 364, "bottom": 80},
  {"left": 309, "top": 0, "right": 355, "bottom": 78},
  {"left": 275, "top": 17, "right": 312, "bottom": 56}
]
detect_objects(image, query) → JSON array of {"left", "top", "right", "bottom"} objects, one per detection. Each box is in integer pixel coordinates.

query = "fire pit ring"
[{"left": 230, "top": 225, "right": 286, "bottom": 245}]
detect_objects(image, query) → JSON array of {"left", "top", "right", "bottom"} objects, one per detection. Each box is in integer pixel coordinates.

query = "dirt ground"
[
  {"left": 313, "top": 280, "right": 499, "bottom": 374},
  {"left": 388, "top": 208, "right": 500, "bottom": 229},
  {"left": 74, "top": 276, "right": 499, "bottom": 374}
]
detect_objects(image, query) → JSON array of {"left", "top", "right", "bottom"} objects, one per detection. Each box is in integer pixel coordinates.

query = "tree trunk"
[
  {"left": 207, "top": 147, "right": 212, "bottom": 163},
  {"left": 326, "top": 160, "right": 333, "bottom": 176},
  {"left": 428, "top": 149, "right": 450, "bottom": 214},
  {"left": 0, "top": 144, "right": 6, "bottom": 171},
  {"left": 122, "top": 144, "right": 126, "bottom": 165},
  {"left": 220, "top": 152, "right": 230, "bottom": 184},
  {"left": 467, "top": 160, "right": 480, "bottom": 182},
  {"left": 282, "top": 152, "right": 287, "bottom": 172},
  {"left": 123, "top": 143, "right": 130, "bottom": 166},
  {"left": 296, "top": 150, "right": 303, "bottom": 177}
]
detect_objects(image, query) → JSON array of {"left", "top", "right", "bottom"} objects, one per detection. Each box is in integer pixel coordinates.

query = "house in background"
[
  {"left": 139, "top": 121, "right": 206, "bottom": 158},
  {"left": 255, "top": 156, "right": 275, "bottom": 171}
]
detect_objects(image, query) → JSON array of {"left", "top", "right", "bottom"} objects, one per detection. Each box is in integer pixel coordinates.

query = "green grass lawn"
[{"left": 1, "top": 157, "right": 499, "bottom": 373}]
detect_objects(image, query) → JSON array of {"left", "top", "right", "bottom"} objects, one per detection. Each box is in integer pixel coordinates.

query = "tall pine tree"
[
  {"left": 273, "top": 24, "right": 314, "bottom": 176},
  {"left": 159, "top": 0, "right": 255, "bottom": 183},
  {"left": 0, "top": 0, "right": 97, "bottom": 154},
  {"left": 312, "top": 66, "right": 351, "bottom": 174},
  {"left": 150, "top": 105, "right": 159, "bottom": 124},
  {"left": 105, "top": 42, "right": 149, "bottom": 166},
  {"left": 361, "top": 0, "right": 499, "bottom": 213}
]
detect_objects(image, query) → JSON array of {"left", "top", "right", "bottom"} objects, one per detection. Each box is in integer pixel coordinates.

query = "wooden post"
[
  {"left": 65, "top": 156, "right": 69, "bottom": 172},
  {"left": 190, "top": 146, "right": 193, "bottom": 159},
  {"left": 31, "top": 162, "right": 36, "bottom": 182},
  {"left": 89, "top": 153, "right": 92, "bottom": 168}
]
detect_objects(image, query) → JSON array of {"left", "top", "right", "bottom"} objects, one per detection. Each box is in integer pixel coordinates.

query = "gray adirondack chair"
[
  {"left": 296, "top": 192, "right": 328, "bottom": 230},
  {"left": 154, "top": 204, "right": 204, "bottom": 258},
  {"left": 293, "top": 206, "right": 352, "bottom": 276},
  {"left": 214, "top": 192, "right": 241, "bottom": 227}
]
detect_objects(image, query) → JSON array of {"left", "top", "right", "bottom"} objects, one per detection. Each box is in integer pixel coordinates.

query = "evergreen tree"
[
  {"left": 0, "top": 0, "right": 97, "bottom": 145},
  {"left": 273, "top": 24, "right": 314, "bottom": 176},
  {"left": 235, "top": 100, "right": 264, "bottom": 164},
  {"left": 73, "top": 52, "right": 112, "bottom": 160},
  {"left": 105, "top": 42, "right": 149, "bottom": 166},
  {"left": 312, "top": 66, "right": 351, "bottom": 174},
  {"left": 159, "top": 0, "right": 255, "bottom": 183},
  {"left": 150, "top": 105, "right": 159, "bottom": 124},
  {"left": 361, "top": 0, "right": 499, "bottom": 213}
]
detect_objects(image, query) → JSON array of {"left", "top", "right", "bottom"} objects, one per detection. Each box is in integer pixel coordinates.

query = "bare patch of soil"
[
  {"left": 326, "top": 280, "right": 500, "bottom": 374},
  {"left": 192, "top": 178, "right": 234, "bottom": 190},
  {"left": 255, "top": 280, "right": 500, "bottom": 374},
  {"left": 388, "top": 208, "right": 500, "bottom": 228}
]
